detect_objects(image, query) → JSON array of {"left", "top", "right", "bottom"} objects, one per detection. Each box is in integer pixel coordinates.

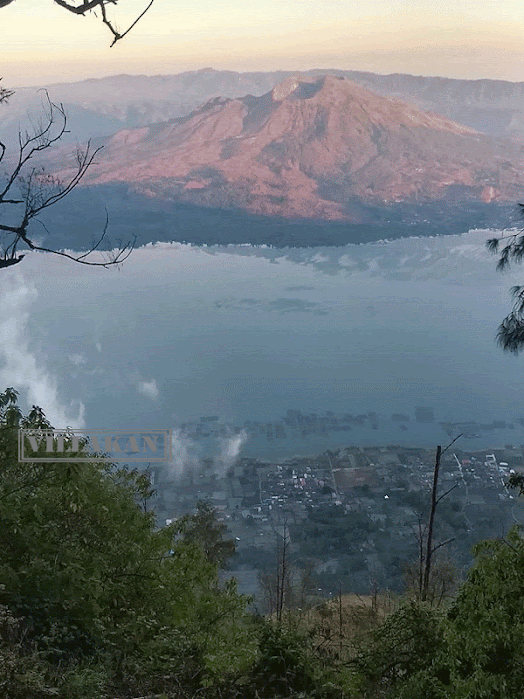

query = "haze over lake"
[{"left": 3, "top": 228, "right": 524, "bottom": 463}]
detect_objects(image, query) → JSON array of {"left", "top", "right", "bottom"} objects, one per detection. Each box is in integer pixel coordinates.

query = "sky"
[{"left": 2, "top": 0, "right": 524, "bottom": 87}]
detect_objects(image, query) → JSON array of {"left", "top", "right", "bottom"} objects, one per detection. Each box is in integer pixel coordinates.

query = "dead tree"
[
  {"left": 402, "top": 436, "right": 462, "bottom": 604},
  {"left": 0, "top": 89, "right": 135, "bottom": 271},
  {"left": 0, "top": 0, "right": 155, "bottom": 46},
  {"left": 421, "top": 437, "right": 462, "bottom": 601},
  {"left": 259, "top": 518, "right": 294, "bottom": 621},
  {"left": 275, "top": 520, "right": 291, "bottom": 623}
]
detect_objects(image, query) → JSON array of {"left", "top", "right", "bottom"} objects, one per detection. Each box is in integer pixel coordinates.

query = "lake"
[{"left": 2, "top": 228, "right": 524, "bottom": 467}]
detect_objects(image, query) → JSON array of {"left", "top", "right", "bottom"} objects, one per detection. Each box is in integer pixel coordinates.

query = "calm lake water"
[{"left": 3, "top": 228, "right": 524, "bottom": 465}]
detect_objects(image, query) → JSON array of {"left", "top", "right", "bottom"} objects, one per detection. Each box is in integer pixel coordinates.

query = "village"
[{"left": 153, "top": 438, "right": 524, "bottom": 606}]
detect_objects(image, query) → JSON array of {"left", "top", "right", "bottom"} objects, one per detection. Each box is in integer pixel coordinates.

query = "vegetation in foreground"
[{"left": 1, "top": 386, "right": 524, "bottom": 699}]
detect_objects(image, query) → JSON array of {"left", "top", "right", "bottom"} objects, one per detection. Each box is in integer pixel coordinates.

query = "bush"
[
  {"left": 349, "top": 599, "right": 447, "bottom": 697},
  {"left": 244, "top": 620, "right": 348, "bottom": 699},
  {"left": 0, "top": 604, "right": 60, "bottom": 699}
]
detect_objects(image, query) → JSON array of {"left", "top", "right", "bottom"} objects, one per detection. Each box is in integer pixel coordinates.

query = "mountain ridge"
[
  {"left": 6, "top": 67, "right": 524, "bottom": 144},
  {"left": 74, "top": 74, "right": 524, "bottom": 223}
]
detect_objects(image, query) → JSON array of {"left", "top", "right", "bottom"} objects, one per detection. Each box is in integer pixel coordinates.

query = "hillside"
[{"left": 74, "top": 75, "right": 524, "bottom": 223}]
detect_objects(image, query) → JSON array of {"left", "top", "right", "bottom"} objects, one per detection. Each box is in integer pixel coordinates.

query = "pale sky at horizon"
[{"left": 2, "top": 0, "right": 524, "bottom": 87}]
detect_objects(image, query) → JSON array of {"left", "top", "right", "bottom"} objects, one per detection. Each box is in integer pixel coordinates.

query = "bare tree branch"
[
  {"left": 431, "top": 537, "right": 456, "bottom": 555},
  {"left": 0, "top": 79, "right": 13, "bottom": 105},
  {"left": 0, "top": 1, "right": 155, "bottom": 46},
  {"left": 421, "top": 435, "right": 462, "bottom": 602},
  {"left": 52, "top": 0, "right": 118, "bottom": 14},
  {"left": 0, "top": 88, "right": 135, "bottom": 270},
  {"left": 99, "top": 0, "right": 156, "bottom": 47},
  {"left": 440, "top": 433, "right": 463, "bottom": 456},
  {"left": 435, "top": 481, "right": 459, "bottom": 506}
]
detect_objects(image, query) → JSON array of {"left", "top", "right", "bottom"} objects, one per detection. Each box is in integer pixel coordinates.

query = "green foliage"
[
  {"left": 0, "top": 429, "right": 162, "bottom": 656},
  {"left": 8, "top": 382, "right": 524, "bottom": 699},
  {"left": 0, "top": 603, "right": 60, "bottom": 699},
  {"left": 440, "top": 526, "right": 524, "bottom": 697},
  {"left": 402, "top": 489, "right": 428, "bottom": 513},
  {"left": 487, "top": 209, "right": 524, "bottom": 354},
  {"left": 54, "top": 659, "right": 109, "bottom": 699},
  {"left": 244, "top": 620, "right": 347, "bottom": 699},
  {"left": 0, "top": 388, "right": 255, "bottom": 696},
  {"left": 350, "top": 598, "right": 447, "bottom": 697},
  {"left": 173, "top": 499, "right": 237, "bottom": 568},
  {"left": 387, "top": 525, "right": 524, "bottom": 698}
]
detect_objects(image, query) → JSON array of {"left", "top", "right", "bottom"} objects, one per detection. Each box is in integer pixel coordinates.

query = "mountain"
[
  {"left": 0, "top": 70, "right": 289, "bottom": 147},
  {"left": 73, "top": 75, "right": 524, "bottom": 223},
  {"left": 6, "top": 67, "right": 524, "bottom": 147}
]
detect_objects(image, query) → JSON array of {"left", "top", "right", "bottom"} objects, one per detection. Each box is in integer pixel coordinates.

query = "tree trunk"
[{"left": 422, "top": 445, "right": 441, "bottom": 602}]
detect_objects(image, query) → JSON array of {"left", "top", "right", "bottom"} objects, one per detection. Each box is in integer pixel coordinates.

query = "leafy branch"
[{"left": 487, "top": 203, "right": 524, "bottom": 353}]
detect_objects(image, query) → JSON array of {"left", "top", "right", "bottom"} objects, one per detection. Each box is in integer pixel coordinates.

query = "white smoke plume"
[
  {"left": 217, "top": 428, "right": 248, "bottom": 475},
  {"left": 167, "top": 427, "right": 203, "bottom": 479},
  {"left": 165, "top": 425, "right": 248, "bottom": 482},
  {"left": 0, "top": 274, "right": 85, "bottom": 429}
]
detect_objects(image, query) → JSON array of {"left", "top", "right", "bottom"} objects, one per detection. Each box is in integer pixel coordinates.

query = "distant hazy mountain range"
[
  {"left": 6, "top": 67, "right": 524, "bottom": 142},
  {"left": 5, "top": 68, "right": 524, "bottom": 245}
]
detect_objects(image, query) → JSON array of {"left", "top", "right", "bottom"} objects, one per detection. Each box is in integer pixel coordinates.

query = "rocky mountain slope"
[
  {"left": 5, "top": 67, "right": 524, "bottom": 146},
  {"left": 75, "top": 75, "right": 524, "bottom": 222}
]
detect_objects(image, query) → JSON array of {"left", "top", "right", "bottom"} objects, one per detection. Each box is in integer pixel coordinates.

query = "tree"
[
  {"left": 388, "top": 527, "right": 524, "bottom": 699},
  {"left": 487, "top": 203, "right": 524, "bottom": 353},
  {"left": 0, "top": 387, "right": 165, "bottom": 655},
  {"left": 420, "top": 440, "right": 461, "bottom": 602},
  {"left": 403, "top": 548, "right": 458, "bottom": 610},
  {"left": 399, "top": 438, "right": 461, "bottom": 605},
  {"left": 348, "top": 598, "right": 447, "bottom": 697},
  {"left": 0, "top": 0, "right": 156, "bottom": 46},
  {"left": 376, "top": 466, "right": 524, "bottom": 698},
  {"left": 245, "top": 621, "right": 341, "bottom": 699},
  {"left": 258, "top": 519, "right": 295, "bottom": 620},
  {"left": 172, "top": 499, "right": 237, "bottom": 569},
  {"left": 0, "top": 86, "right": 136, "bottom": 270},
  {"left": 0, "top": 388, "right": 256, "bottom": 695}
]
